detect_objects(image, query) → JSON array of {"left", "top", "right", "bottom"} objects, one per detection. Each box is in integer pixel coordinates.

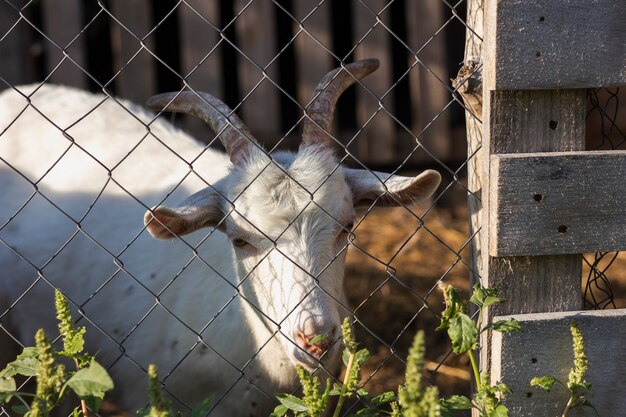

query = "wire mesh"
[
  {"left": 582, "top": 87, "right": 626, "bottom": 310},
  {"left": 6, "top": 0, "right": 613, "bottom": 416}
]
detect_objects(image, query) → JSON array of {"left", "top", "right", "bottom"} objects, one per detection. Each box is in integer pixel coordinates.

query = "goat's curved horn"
[
  {"left": 146, "top": 91, "right": 257, "bottom": 164},
  {"left": 301, "top": 59, "right": 379, "bottom": 149}
]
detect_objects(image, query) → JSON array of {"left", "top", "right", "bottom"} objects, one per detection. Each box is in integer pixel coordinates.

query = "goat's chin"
[{"left": 288, "top": 345, "right": 342, "bottom": 375}]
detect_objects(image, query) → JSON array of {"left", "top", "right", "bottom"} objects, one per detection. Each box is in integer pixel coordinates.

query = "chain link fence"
[
  {"left": 0, "top": 1, "right": 475, "bottom": 415},
  {"left": 583, "top": 87, "right": 626, "bottom": 310},
  {"left": 1, "top": 1, "right": 623, "bottom": 417}
]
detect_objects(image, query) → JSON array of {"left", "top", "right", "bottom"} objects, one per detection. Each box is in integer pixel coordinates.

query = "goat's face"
[
  {"left": 143, "top": 59, "right": 441, "bottom": 372},
  {"left": 224, "top": 147, "right": 354, "bottom": 370}
]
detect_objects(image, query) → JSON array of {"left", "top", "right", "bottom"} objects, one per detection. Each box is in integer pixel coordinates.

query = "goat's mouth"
[{"left": 292, "top": 354, "right": 320, "bottom": 372}]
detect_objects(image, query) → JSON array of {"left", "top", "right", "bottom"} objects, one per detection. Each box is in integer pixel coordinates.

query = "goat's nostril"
[{"left": 294, "top": 329, "right": 334, "bottom": 357}]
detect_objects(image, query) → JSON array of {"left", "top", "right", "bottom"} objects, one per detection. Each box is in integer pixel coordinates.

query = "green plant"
[
  {"left": 0, "top": 290, "right": 114, "bottom": 417},
  {"left": 271, "top": 318, "right": 439, "bottom": 417},
  {"left": 437, "top": 282, "right": 522, "bottom": 417},
  {"left": 137, "top": 365, "right": 212, "bottom": 417},
  {"left": 0, "top": 291, "right": 212, "bottom": 417},
  {"left": 530, "top": 321, "right": 597, "bottom": 417}
]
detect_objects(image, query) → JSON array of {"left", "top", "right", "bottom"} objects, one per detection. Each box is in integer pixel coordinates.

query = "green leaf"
[
  {"left": 440, "top": 406, "right": 453, "bottom": 417},
  {"left": 354, "top": 349, "right": 370, "bottom": 366},
  {"left": 66, "top": 361, "right": 114, "bottom": 407},
  {"left": 309, "top": 333, "right": 329, "bottom": 345},
  {"left": 0, "top": 377, "right": 16, "bottom": 403},
  {"left": 11, "top": 404, "right": 29, "bottom": 414},
  {"left": 447, "top": 313, "right": 478, "bottom": 354},
  {"left": 530, "top": 376, "right": 559, "bottom": 392},
  {"left": 342, "top": 349, "right": 351, "bottom": 367},
  {"left": 371, "top": 391, "right": 396, "bottom": 406},
  {"left": 62, "top": 327, "right": 86, "bottom": 356},
  {"left": 438, "top": 285, "right": 463, "bottom": 331},
  {"left": 0, "top": 377, "right": 16, "bottom": 393},
  {"left": 270, "top": 404, "right": 289, "bottom": 417},
  {"left": 190, "top": 397, "right": 213, "bottom": 417},
  {"left": 276, "top": 394, "right": 308, "bottom": 412},
  {"left": 84, "top": 396, "right": 103, "bottom": 414},
  {"left": 347, "top": 408, "right": 380, "bottom": 417},
  {"left": 441, "top": 395, "right": 472, "bottom": 410},
  {"left": 0, "top": 348, "right": 39, "bottom": 378},
  {"left": 482, "top": 296, "right": 505, "bottom": 308},
  {"left": 470, "top": 283, "right": 505, "bottom": 310},
  {"left": 356, "top": 387, "right": 369, "bottom": 399},
  {"left": 330, "top": 383, "right": 342, "bottom": 396},
  {"left": 486, "top": 319, "right": 522, "bottom": 333},
  {"left": 490, "top": 404, "right": 508, "bottom": 417}
]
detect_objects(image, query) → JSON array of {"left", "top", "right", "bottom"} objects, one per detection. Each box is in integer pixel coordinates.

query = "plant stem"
[
  {"left": 468, "top": 350, "right": 482, "bottom": 391},
  {"left": 332, "top": 352, "right": 355, "bottom": 417},
  {"left": 74, "top": 359, "right": 90, "bottom": 417},
  {"left": 561, "top": 396, "right": 574, "bottom": 417}
]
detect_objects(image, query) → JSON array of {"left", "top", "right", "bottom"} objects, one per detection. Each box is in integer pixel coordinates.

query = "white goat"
[{"left": 0, "top": 60, "right": 441, "bottom": 416}]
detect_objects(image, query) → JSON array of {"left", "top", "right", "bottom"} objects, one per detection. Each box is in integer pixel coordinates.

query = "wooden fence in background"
[
  {"left": 0, "top": 0, "right": 469, "bottom": 168},
  {"left": 458, "top": 0, "right": 626, "bottom": 415}
]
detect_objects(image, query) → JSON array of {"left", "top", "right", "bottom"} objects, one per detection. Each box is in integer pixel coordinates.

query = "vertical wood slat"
[
  {"left": 406, "top": 0, "right": 452, "bottom": 163},
  {"left": 42, "top": 0, "right": 86, "bottom": 88},
  {"left": 234, "top": 0, "right": 280, "bottom": 146},
  {"left": 353, "top": 0, "right": 394, "bottom": 165},
  {"left": 109, "top": 0, "right": 155, "bottom": 103},
  {"left": 179, "top": 1, "right": 222, "bottom": 141},
  {"left": 0, "top": 1, "right": 31, "bottom": 87},
  {"left": 293, "top": 1, "right": 332, "bottom": 110},
  {"left": 480, "top": 89, "right": 586, "bottom": 369}
]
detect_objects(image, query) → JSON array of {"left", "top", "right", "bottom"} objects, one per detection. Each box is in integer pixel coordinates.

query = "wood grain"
[
  {"left": 485, "top": 0, "right": 626, "bottom": 89},
  {"left": 479, "top": 88, "right": 585, "bottom": 378},
  {"left": 109, "top": 0, "right": 155, "bottom": 103},
  {"left": 492, "top": 309, "right": 626, "bottom": 417},
  {"left": 491, "top": 150, "right": 626, "bottom": 256},
  {"left": 406, "top": 0, "right": 451, "bottom": 163},
  {"left": 179, "top": 0, "right": 222, "bottom": 141},
  {"left": 353, "top": 0, "right": 395, "bottom": 164},
  {"left": 235, "top": 0, "right": 280, "bottom": 145},
  {"left": 42, "top": 0, "right": 86, "bottom": 88}
]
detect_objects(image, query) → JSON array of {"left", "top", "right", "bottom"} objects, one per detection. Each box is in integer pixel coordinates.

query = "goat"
[{"left": 0, "top": 60, "right": 441, "bottom": 416}]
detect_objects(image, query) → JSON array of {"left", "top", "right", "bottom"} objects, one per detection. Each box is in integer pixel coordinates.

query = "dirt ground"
[{"left": 344, "top": 199, "right": 626, "bottom": 400}]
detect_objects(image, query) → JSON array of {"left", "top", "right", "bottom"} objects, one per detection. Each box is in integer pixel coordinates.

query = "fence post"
[{"left": 466, "top": 0, "right": 587, "bottom": 408}]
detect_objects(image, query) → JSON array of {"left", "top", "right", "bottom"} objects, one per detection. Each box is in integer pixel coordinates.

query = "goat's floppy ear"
[
  {"left": 144, "top": 188, "right": 225, "bottom": 239},
  {"left": 344, "top": 168, "right": 441, "bottom": 208}
]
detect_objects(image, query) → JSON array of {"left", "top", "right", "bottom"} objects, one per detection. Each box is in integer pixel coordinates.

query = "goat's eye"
[
  {"left": 232, "top": 237, "right": 249, "bottom": 248},
  {"left": 339, "top": 222, "right": 355, "bottom": 236}
]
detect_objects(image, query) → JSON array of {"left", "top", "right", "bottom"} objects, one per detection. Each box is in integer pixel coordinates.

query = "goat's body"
[{"left": 0, "top": 85, "right": 295, "bottom": 415}]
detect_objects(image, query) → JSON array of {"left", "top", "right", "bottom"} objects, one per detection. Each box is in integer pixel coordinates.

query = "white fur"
[{"left": 0, "top": 84, "right": 440, "bottom": 416}]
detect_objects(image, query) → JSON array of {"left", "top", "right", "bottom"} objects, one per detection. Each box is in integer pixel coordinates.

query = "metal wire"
[
  {"left": 582, "top": 87, "right": 624, "bottom": 310},
  {"left": 0, "top": 0, "right": 480, "bottom": 415}
]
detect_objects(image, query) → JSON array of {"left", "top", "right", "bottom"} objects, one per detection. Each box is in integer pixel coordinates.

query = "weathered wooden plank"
[
  {"left": 479, "top": 88, "right": 585, "bottom": 375},
  {"left": 235, "top": 0, "right": 280, "bottom": 146},
  {"left": 353, "top": 0, "right": 394, "bottom": 165},
  {"left": 406, "top": 0, "right": 451, "bottom": 163},
  {"left": 179, "top": 0, "right": 222, "bottom": 141},
  {"left": 490, "top": 150, "right": 626, "bottom": 257},
  {"left": 0, "top": 1, "right": 31, "bottom": 86},
  {"left": 481, "top": 89, "right": 586, "bottom": 319},
  {"left": 293, "top": 1, "right": 332, "bottom": 107},
  {"left": 485, "top": 0, "right": 626, "bottom": 89},
  {"left": 492, "top": 309, "right": 626, "bottom": 417},
  {"left": 42, "top": 0, "right": 86, "bottom": 88},
  {"left": 456, "top": 2, "right": 484, "bottom": 413},
  {"left": 109, "top": 0, "right": 155, "bottom": 103}
]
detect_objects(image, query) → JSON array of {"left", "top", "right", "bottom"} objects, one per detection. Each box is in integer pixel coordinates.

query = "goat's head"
[{"left": 143, "top": 59, "right": 441, "bottom": 371}]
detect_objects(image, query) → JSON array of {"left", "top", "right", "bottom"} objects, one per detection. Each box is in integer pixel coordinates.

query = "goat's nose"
[{"left": 294, "top": 326, "right": 336, "bottom": 357}]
